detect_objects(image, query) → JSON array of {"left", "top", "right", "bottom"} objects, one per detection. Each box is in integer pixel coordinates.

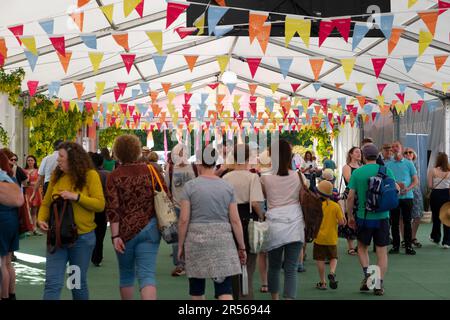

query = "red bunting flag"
[
  {"left": 411, "top": 100, "right": 424, "bottom": 112},
  {"left": 113, "top": 88, "right": 121, "bottom": 102},
  {"left": 175, "top": 27, "right": 197, "bottom": 39},
  {"left": 121, "top": 53, "right": 136, "bottom": 74},
  {"left": 184, "top": 93, "right": 192, "bottom": 104},
  {"left": 63, "top": 101, "right": 70, "bottom": 112},
  {"left": 319, "top": 20, "right": 333, "bottom": 47},
  {"left": 120, "top": 103, "right": 128, "bottom": 115},
  {"left": 27, "top": 80, "right": 39, "bottom": 96},
  {"left": 247, "top": 58, "right": 262, "bottom": 78},
  {"left": 377, "top": 83, "right": 387, "bottom": 95},
  {"left": 128, "top": 105, "right": 135, "bottom": 115},
  {"left": 291, "top": 83, "right": 301, "bottom": 92},
  {"left": 319, "top": 99, "right": 328, "bottom": 114},
  {"left": 208, "top": 82, "right": 219, "bottom": 90},
  {"left": 395, "top": 93, "right": 405, "bottom": 104},
  {"left": 0, "top": 55, "right": 4, "bottom": 68},
  {"left": 332, "top": 18, "right": 351, "bottom": 42},
  {"left": 372, "top": 112, "right": 378, "bottom": 122},
  {"left": 135, "top": 0, "right": 144, "bottom": 18},
  {"left": 49, "top": 36, "right": 66, "bottom": 56},
  {"left": 8, "top": 25, "right": 24, "bottom": 45},
  {"left": 84, "top": 101, "right": 92, "bottom": 113},
  {"left": 117, "top": 82, "right": 127, "bottom": 96},
  {"left": 371, "top": 58, "right": 387, "bottom": 78},
  {"left": 166, "top": 2, "right": 189, "bottom": 29}
]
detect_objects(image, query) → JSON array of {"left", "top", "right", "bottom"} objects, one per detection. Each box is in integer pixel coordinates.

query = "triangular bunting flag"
[
  {"left": 213, "top": 25, "right": 233, "bottom": 37},
  {"left": 48, "top": 81, "right": 61, "bottom": 97},
  {"left": 27, "top": 80, "right": 39, "bottom": 96},
  {"left": 166, "top": 2, "right": 189, "bottom": 29},
  {"left": 216, "top": 55, "right": 230, "bottom": 74},
  {"left": 423, "top": 82, "right": 435, "bottom": 89},
  {"left": 269, "top": 83, "right": 279, "bottom": 94},
  {"left": 57, "top": 51, "right": 72, "bottom": 73},
  {"left": 38, "top": 19, "right": 54, "bottom": 35},
  {"left": 408, "top": 0, "right": 418, "bottom": 8},
  {"left": 70, "top": 12, "right": 84, "bottom": 32},
  {"left": 356, "top": 96, "right": 366, "bottom": 107},
  {"left": 208, "top": 82, "right": 219, "bottom": 90},
  {"left": 374, "top": 14, "right": 394, "bottom": 39},
  {"left": 0, "top": 38, "right": 7, "bottom": 60},
  {"left": 112, "top": 32, "right": 129, "bottom": 51},
  {"left": 194, "top": 13, "right": 205, "bottom": 36},
  {"left": 226, "top": 83, "right": 236, "bottom": 95},
  {"left": 285, "top": 17, "right": 311, "bottom": 47},
  {"left": 418, "top": 30, "right": 433, "bottom": 56},
  {"left": 291, "top": 83, "right": 301, "bottom": 92},
  {"left": 403, "top": 56, "right": 417, "bottom": 72},
  {"left": 101, "top": 4, "right": 114, "bottom": 24},
  {"left": 340, "top": 58, "right": 355, "bottom": 81},
  {"left": 80, "top": 34, "right": 97, "bottom": 49},
  {"left": 124, "top": 0, "right": 141, "bottom": 18},
  {"left": 395, "top": 93, "right": 405, "bottom": 104},
  {"left": 117, "top": 82, "right": 127, "bottom": 96},
  {"left": 8, "top": 25, "right": 24, "bottom": 45},
  {"left": 247, "top": 58, "right": 261, "bottom": 78},
  {"left": 161, "top": 83, "right": 171, "bottom": 95},
  {"left": 256, "top": 23, "right": 271, "bottom": 54},
  {"left": 121, "top": 53, "right": 136, "bottom": 74},
  {"left": 398, "top": 83, "right": 408, "bottom": 93},
  {"left": 371, "top": 58, "right": 387, "bottom": 78},
  {"left": 175, "top": 27, "right": 197, "bottom": 39},
  {"left": 153, "top": 55, "right": 167, "bottom": 74},
  {"left": 277, "top": 58, "right": 293, "bottom": 79},
  {"left": 312, "top": 82, "right": 322, "bottom": 92},
  {"left": 89, "top": 52, "right": 104, "bottom": 73},
  {"left": 73, "top": 82, "right": 85, "bottom": 100},
  {"left": 332, "top": 18, "right": 351, "bottom": 42},
  {"left": 388, "top": 27, "right": 404, "bottom": 54},
  {"left": 434, "top": 55, "right": 448, "bottom": 71},
  {"left": 139, "top": 82, "right": 149, "bottom": 94},
  {"left": 78, "top": 0, "right": 90, "bottom": 7},
  {"left": 248, "top": 12, "right": 267, "bottom": 44},
  {"left": 355, "top": 82, "right": 365, "bottom": 93},
  {"left": 146, "top": 31, "right": 163, "bottom": 54},
  {"left": 207, "top": 7, "right": 229, "bottom": 35},
  {"left": 319, "top": 20, "right": 333, "bottom": 47},
  {"left": 135, "top": 0, "right": 144, "bottom": 18},
  {"left": 95, "top": 82, "right": 105, "bottom": 101},
  {"left": 309, "top": 58, "right": 324, "bottom": 81},
  {"left": 248, "top": 84, "right": 258, "bottom": 96},
  {"left": 21, "top": 36, "right": 37, "bottom": 55},
  {"left": 439, "top": 0, "right": 450, "bottom": 10},
  {"left": 184, "top": 55, "right": 198, "bottom": 72},
  {"left": 418, "top": 10, "right": 439, "bottom": 36},
  {"left": 24, "top": 50, "right": 38, "bottom": 71},
  {"left": 335, "top": 83, "right": 344, "bottom": 89},
  {"left": 377, "top": 83, "right": 387, "bottom": 95},
  {"left": 49, "top": 36, "right": 65, "bottom": 56},
  {"left": 352, "top": 23, "right": 370, "bottom": 51},
  {"left": 184, "top": 82, "right": 192, "bottom": 92}
]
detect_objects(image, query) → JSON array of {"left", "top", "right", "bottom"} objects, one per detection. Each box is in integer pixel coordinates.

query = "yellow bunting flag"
[
  {"left": 101, "top": 4, "right": 114, "bottom": 24},
  {"left": 21, "top": 36, "right": 37, "bottom": 55},
  {"left": 285, "top": 17, "right": 311, "bottom": 47},
  {"left": 309, "top": 58, "right": 324, "bottom": 81},
  {"left": 57, "top": 51, "right": 72, "bottom": 74},
  {"left": 340, "top": 58, "right": 355, "bottom": 81},
  {"left": 112, "top": 32, "right": 129, "bottom": 51},
  {"left": 418, "top": 29, "right": 433, "bottom": 56},
  {"left": 434, "top": 55, "right": 448, "bottom": 71},
  {"left": 70, "top": 12, "right": 84, "bottom": 32},
  {"left": 443, "top": 82, "right": 449, "bottom": 93},
  {"left": 216, "top": 55, "right": 230, "bottom": 74},
  {"left": 355, "top": 82, "right": 365, "bottom": 93},
  {"left": 184, "top": 55, "right": 198, "bottom": 72},
  {"left": 408, "top": 0, "right": 418, "bottom": 8},
  {"left": 70, "top": 100, "right": 77, "bottom": 112},
  {"left": 146, "top": 31, "right": 163, "bottom": 54},
  {"left": 388, "top": 27, "right": 404, "bottom": 55},
  {"left": 184, "top": 82, "right": 192, "bottom": 92},
  {"left": 376, "top": 95, "right": 385, "bottom": 109},
  {"left": 269, "top": 83, "right": 279, "bottom": 94},
  {"left": 73, "top": 82, "right": 85, "bottom": 100},
  {"left": 418, "top": 10, "right": 439, "bottom": 36},
  {"left": 95, "top": 82, "right": 105, "bottom": 101},
  {"left": 123, "top": 0, "right": 141, "bottom": 18},
  {"left": 89, "top": 52, "right": 104, "bottom": 73},
  {"left": 194, "top": 13, "right": 205, "bottom": 36}
]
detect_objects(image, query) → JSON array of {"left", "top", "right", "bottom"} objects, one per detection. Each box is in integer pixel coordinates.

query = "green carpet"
[{"left": 13, "top": 223, "right": 450, "bottom": 300}]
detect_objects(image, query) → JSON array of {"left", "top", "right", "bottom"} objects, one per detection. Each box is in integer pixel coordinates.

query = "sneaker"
[
  {"left": 442, "top": 244, "right": 450, "bottom": 249},
  {"left": 429, "top": 237, "right": 439, "bottom": 245},
  {"left": 401, "top": 240, "right": 405, "bottom": 248},
  {"left": 405, "top": 247, "right": 416, "bottom": 255},
  {"left": 374, "top": 287, "right": 385, "bottom": 296},
  {"left": 297, "top": 264, "right": 306, "bottom": 273},
  {"left": 171, "top": 266, "right": 185, "bottom": 277},
  {"left": 328, "top": 273, "right": 338, "bottom": 289},
  {"left": 360, "top": 276, "right": 370, "bottom": 292},
  {"left": 389, "top": 247, "right": 400, "bottom": 254}
]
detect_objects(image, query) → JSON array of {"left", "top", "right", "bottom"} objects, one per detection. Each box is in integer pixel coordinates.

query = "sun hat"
[{"left": 317, "top": 180, "right": 333, "bottom": 198}]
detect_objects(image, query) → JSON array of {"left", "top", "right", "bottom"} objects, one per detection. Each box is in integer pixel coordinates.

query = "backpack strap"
[
  {"left": 192, "top": 163, "right": 198, "bottom": 177},
  {"left": 169, "top": 163, "right": 173, "bottom": 192},
  {"left": 378, "top": 165, "right": 387, "bottom": 177}
]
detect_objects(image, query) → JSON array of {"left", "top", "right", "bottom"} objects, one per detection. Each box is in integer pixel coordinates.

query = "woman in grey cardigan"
[{"left": 178, "top": 145, "right": 246, "bottom": 300}]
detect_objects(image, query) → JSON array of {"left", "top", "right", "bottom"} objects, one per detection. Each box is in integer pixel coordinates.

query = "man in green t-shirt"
[{"left": 347, "top": 144, "right": 396, "bottom": 296}]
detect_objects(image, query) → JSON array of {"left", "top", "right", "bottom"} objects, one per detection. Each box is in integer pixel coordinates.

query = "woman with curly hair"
[
  {"left": 106, "top": 134, "right": 165, "bottom": 300},
  {"left": 37, "top": 142, "right": 105, "bottom": 300}
]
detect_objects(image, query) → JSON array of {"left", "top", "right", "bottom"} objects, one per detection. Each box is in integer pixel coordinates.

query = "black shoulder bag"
[{"left": 47, "top": 195, "right": 78, "bottom": 254}]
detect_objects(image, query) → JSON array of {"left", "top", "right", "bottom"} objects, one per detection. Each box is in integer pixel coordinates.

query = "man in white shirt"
[{"left": 31, "top": 140, "right": 62, "bottom": 199}]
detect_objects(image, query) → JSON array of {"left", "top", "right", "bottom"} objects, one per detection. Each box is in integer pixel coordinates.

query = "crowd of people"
[{"left": 0, "top": 134, "right": 449, "bottom": 300}]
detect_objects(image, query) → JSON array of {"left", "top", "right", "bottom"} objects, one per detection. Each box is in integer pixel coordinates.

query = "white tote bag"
[
  {"left": 248, "top": 219, "right": 269, "bottom": 254},
  {"left": 241, "top": 265, "right": 248, "bottom": 296}
]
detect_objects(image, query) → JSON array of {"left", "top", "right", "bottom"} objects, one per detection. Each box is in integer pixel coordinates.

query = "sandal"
[
  {"left": 347, "top": 248, "right": 357, "bottom": 256},
  {"left": 412, "top": 239, "right": 422, "bottom": 248},
  {"left": 328, "top": 273, "right": 338, "bottom": 290},
  {"left": 260, "top": 285, "right": 268, "bottom": 293},
  {"left": 316, "top": 282, "right": 327, "bottom": 290}
]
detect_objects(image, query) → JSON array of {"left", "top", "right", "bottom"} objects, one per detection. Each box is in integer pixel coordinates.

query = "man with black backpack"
[{"left": 347, "top": 144, "right": 396, "bottom": 296}]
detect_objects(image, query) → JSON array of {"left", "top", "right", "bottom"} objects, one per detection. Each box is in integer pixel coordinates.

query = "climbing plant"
[
  {"left": 0, "top": 67, "right": 25, "bottom": 108},
  {"left": 0, "top": 123, "right": 10, "bottom": 147}
]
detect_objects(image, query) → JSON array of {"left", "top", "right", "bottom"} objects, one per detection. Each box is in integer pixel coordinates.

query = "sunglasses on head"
[{"left": 10, "top": 158, "right": 18, "bottom": 161}]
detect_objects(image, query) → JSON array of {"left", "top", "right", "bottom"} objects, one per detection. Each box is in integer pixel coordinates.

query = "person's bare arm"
[
  {"left": 346, "top": 189, "right": 356, "bottom": 229},
  {"left": 0, "top": 181, "right": 24, "bottom": 207}
]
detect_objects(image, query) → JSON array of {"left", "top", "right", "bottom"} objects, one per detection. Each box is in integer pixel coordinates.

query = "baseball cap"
[{"left": 362, "top": 143, "right": 379, "bottom": 158}]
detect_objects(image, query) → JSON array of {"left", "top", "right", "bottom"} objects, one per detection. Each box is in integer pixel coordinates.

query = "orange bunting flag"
[
  {"left": 356, "top": 96, "right": 366, "bottom": 108},
  {"left": 70, "top": 12, "right": 84, "bottom": 32},
  {"left": 249, "top": 12, "right": 268, "bottom": 44},
  {"left": 434, "top": 55, "right": 448, "bottom": 71},
  {"left": 217, "top": 94, "right": 226, "bottom": 104},
  {"left": 184, "top": 55, "right": 198, "bottom": 72},
  {"left": 57, "top": 51, "right": 72, "bottom": 74},
  {"left": 150, "top": 90, "right": 159, "bottom": 101},
  {"left": 73, "top": 82, "right": 85, "bottom": 100},
  {"left": 418, "top": 10, "right": 439, "bottom": 36},
  {"left": 257, "top": 23, "right": 271, "bottom": 54},
  {"left": 309, "top": 58, "right": 324, "bottom": 81},
  {"left": 77, "top": 0, "right": 90, "bottom": 7},
  {"left": 112, "top": 33, "right": 129, "bottom": 51},
  {"left": 0, "top": 38, "right": 7, "bottom": 59},
  {"left": 216, "top": 0, "right": 226, "bottom": 6},
  {"left": 423, "top": 82, "right": 434, "bottom": 89},
  {"left": 248, "top": 83, "right": 258, "bottom": 96},
  {"left": 388, "top": 27, "right": 404, "bottom": 55},
  {"left": 161, "top": 83, "right": 171, "bottom": 95},
  {"left": 335, "top": 83, "right": 344, "bottom": 89}
]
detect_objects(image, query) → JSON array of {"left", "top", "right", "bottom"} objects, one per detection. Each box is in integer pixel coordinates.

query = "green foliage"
[
  {"left": 0, "top": 68, "right": 25, "bottom": 107},
  {"left": 98, "top": 128, "right": 175, "bottom": 152},
  {"left": 98, "top": 126, "right": 124, "bottom": 149},
  {"left": 0, "top": 123, "right": 10, "bottom": 147}
]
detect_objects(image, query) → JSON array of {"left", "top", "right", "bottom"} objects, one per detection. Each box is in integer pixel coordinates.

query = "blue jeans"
[
  {"left": 116, "top": 218, "right": 161, "bottom": 289},
  {"left": 43, "top": 231, "right": 96, "bottom": 300},
  {"left": 268, "top": 241, "right": 303, "bottom": 299},
  {"left": 171, "top": 208, "right": 183, "bottom": 267}
]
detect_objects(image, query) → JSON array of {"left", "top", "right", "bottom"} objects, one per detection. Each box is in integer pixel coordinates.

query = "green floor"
[{"left": 13, "top": 223, "right": 450, "bottom": 300}]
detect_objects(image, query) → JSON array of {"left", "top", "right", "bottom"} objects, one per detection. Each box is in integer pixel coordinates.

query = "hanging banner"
[
  {"left": 332, "top": 18, "right": 351, "bottom": 42},
  {"left": 248, "top": 12, "right": 267, "bottom": 44},
  {"left": 70, "top": 12, "right": 84, "bottom": 32},
  {"left": 101, "top": 4, "right": 114, "bottom": 24},
  {"left": 371, "top": 58, "right": 387, "bottom": 78},
  {"left": 57, "top": 51, "right": 72, "bottom": 74},
  {"left": 24, "top": 50, "right": 38, "bottom": 71},
  {"left": 207, "top": 6, "right": 229, "bottom": 35},
  {"left": 121, "top": 53, "right": 136, "bottom": 74},
  {"left": 418, "top": 10, "right": 439, "bottom": 36},
  {"left": 8, "top": 25, "right": 24, "bottom": 45},
  {"left": 247, "top": 57, "right": 261, "bottom": 78},
  {"left": 95, "top": 82, "right": 105, "bottom": 101},
  {"left": 146, "top": 31, "right": 163, "bottom": 54},
  {"left": 418, "top": 30, "right": 433, "bottom": 56},
  {"left": 153, "top": 54, "right": 167, "bottom": 74},
  {"left": 388, "top": 27, "right": 404, "bottom": 54},
  {"left": 27, "top": 80, "right": 39, "bottom": 96},
  {"left": 80, "top": 34, "right": 97, "bottom": 49},
  {"left": 49, "top": 36, "right": 66, "bottom": 56},
  {"left": 166, "top": 2, "right": 190, "bottom": 29},
  {"left": 124, "top": 0, "right": 141, "bottom": 18},
  {"left": 112, "top": 32, "right": 129, "bottom": 51},
  {"left": 309, "top": 58, "right": 324, "bottom": 81},
  {"left": 352, "top": 23, "right": 371, "bottom": 51},
  {"left": 403, "top": 56, "right": 417, "bottom": 73},
  {"left": 340, "top": 58, "right": 355, "bottom": 81},
  {"left": 39, "top": 18, "right": 54, "bottom": 35},
  {"left": 434, "top": 55, "right": 448, "bottom": 71},
  {"left": 89, "top": 51, "right": 104, "bottom": 73},
  {"left": 319, "top": 20, "right": 333, "bottom": 47}
]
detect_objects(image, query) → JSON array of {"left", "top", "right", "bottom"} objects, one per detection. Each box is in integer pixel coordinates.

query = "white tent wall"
[
  {"left": 362, "top": 113, "right": 395, "bottom": 147},
  {"left": 334, "top": 122, "right": 360, "bottom": 188}
]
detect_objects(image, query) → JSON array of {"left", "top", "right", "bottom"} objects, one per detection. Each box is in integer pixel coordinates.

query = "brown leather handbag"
[{"left": 298, "top": 172, "right": 323, "bottom": 243}]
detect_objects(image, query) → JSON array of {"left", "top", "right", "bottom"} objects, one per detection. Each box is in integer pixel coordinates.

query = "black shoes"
[
  {"left": 328, "top": 273, "right": 338, "bottom": 289},
  {"left": 360, "top": 275, "right": 370, "bottom": 291},
  {"left": 389, "top": 247, "right": 400, "bottom": 254},
  {"left": 405, "top": 247, "right": 416, "bottom": 255}
]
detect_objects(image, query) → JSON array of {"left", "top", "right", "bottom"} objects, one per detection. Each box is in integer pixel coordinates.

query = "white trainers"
[{"left": 442, "top": 244, "right": 450, "bottom": 249}]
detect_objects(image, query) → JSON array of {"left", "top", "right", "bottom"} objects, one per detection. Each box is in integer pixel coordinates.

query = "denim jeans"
[
  {"left": 171, "top": 208, "right": 183, "bottom": 267},
  {"left": 267, "top": 241, "right": 303, "bottom": 299},
  {"left": 43, "top": 231, "right": 96, "bottom": 300},
  {"left": 116, "top": 218, "right": 161, "bottom": 289}
]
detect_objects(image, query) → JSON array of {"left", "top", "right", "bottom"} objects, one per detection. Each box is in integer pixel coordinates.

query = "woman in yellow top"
[{"left": 37, "top": 142, "right": 105, "bottom": 300}]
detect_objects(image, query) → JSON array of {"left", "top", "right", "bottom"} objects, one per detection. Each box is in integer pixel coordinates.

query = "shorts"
[
  {"left": 356, "top": 218, "right": 390, "bottom": 247},
  {"left": 0, "top": 209, "right": 19, "bottom": 256},
  {"left": 313, "top": 243, "right": 338, "bottom": 261},
  {"left": 189, "top": 276, "right": 233, "bottom": 298}
]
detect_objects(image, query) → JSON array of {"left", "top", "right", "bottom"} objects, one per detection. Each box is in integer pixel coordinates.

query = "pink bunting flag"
[
  {"left": 27, "top": 80, "right": 39, "bottom": 96},
  {"left": 117, "top": 82, "right": 128, "bottom": 96},
  {"left": 113, "top": 88, "right": 121, "bottom": 102},
  {"left": 377, "top": 83, "right": 387, "bottom": 95},
  {"left": 0, "top": 55, "right": 4, "bottom": 68},
  {"left": 120, "top": 104, "right": 128, "bottom": 115},
  {"left": 371, "top": 58, "right": 387, "bottom": 78},
  {"left": 175, "top": 27, "right": 197, "bottom": 39},
  {"left": 8, "top": 25, "right": 24, "bottom": 45},
  {"left": 128, "top": 105, "right": 135, "bottom": 115},
  {"left": 395, "top": 93, "right": 405, "bottom": 104},
  {"left": 332, "top": 18, "right": 351, "bottom": 42},
  {"left": 49, "top": 36, "right": 66, "bottom": 56},
  {"left": 208, "top": 82, "right": 219, "bottom": 90},
  {"left": 121, "top": 53, "right": 136, "bottom": 74},
  {"left": 439, "top": 0, "right": 450, "bottom": 13},
  {"left": 184, "top": 93, "right": 192, "bottom": 104},
  {"left": 63, "top": 101, "right": 70, "bottom": 112},
  {"left": 411, "top": 100, "right": 424, "bottom": 112},
  {"left": 319, "top": 20, "right": 334, "bottom": 47},
  {"left": 319, "top": 99, "right": 328, "bottom": 114},
  {"left": 291, "top": 83, "right": 301, "bottom": 92},
  {"left": 372, "top": 112, "right": 378, "bottom": 122},
  {"left": 247, "top": 58, "right": 261, "bottom": 78},
  {"left": 166, "top": 2, "right": 189, "bottom": 29},
  {"left": 135, "top": 0, "right": 144, "bottom": 18},
  {"left": 84, "top": 101, "right": 92, "bottom": 113}
]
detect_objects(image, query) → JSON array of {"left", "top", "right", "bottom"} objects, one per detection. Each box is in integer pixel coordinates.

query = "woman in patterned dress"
[{"left": 23, "top": 155, "right": 42, "bottom": 235}]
